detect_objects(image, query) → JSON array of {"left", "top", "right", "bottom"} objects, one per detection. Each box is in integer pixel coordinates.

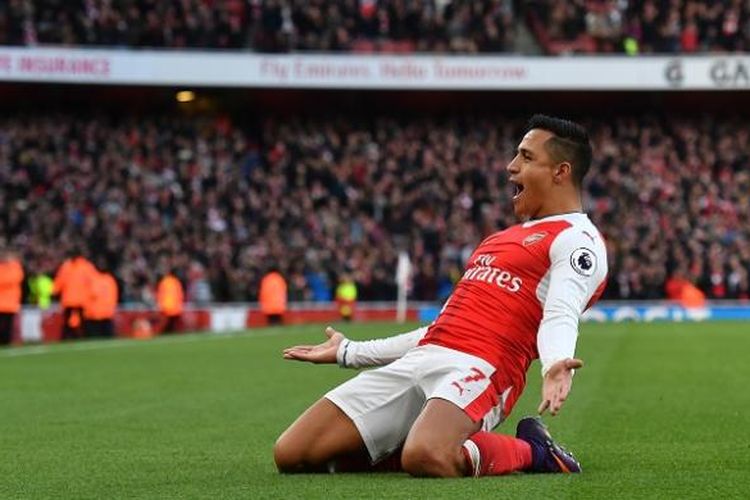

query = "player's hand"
[
  {"left": 282, "top": 326, "right": 345, "bottom": 364},
  {"left": 538, "top": 358, "right": 583, "bottom": 416}
]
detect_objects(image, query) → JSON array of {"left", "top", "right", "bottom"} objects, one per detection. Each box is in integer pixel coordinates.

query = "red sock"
[{"left": 461, "top": 431, "right": 532, "bottom": 476}]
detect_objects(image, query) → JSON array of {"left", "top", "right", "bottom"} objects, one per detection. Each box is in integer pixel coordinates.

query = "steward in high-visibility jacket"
[
  {"left": 0, "top": 250, "right": 24, "bottom": 346},
  {"left": 259, "top": 270, "right": 287, "bottom": 326},
  {"left": 335, "top": 274, "right": 357, "bottom": 322},
  {"left": 28, "top": 273, "right": 54, "bottom": 310},
  {"left": 53, "top": 251, "right": 96, "bottom": 340},
  {"left": 83, "top": 270, "right": 118, "bottom": 338},
  {"left": 157, "top": 272, "right": 184, "bottom": 334}
]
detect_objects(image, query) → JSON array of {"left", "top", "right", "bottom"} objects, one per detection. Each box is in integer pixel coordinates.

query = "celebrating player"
[{"left": 274, "top": 115, "right": 608, "bottom": 478}]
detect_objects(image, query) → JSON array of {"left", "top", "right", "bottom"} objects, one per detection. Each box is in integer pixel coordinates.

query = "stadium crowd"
[
  {"left": 528, "top": 0, "right": 750, "bottom": 54},
  {"left": 1, "top": 0, "right": 749, "bottom": 54},
  {"left": 1, "top": 112, "right": 749, "bottom": 305}
]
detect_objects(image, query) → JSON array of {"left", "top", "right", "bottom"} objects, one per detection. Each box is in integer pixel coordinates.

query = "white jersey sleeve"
[
  {"left": 537, "top": 224, "right": 608, "bottom": 376},
  {"left": 335, "top": 326, "right": 428, "bottom": 369}
]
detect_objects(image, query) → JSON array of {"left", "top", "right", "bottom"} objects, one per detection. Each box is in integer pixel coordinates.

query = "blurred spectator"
[
  {"left": 335, "top": 272, "right": 357, "bottom": 321},
  {"left": 259, "top": 267, "right": 287, "bottom": 325},
  {"left": 0, "top": 248, "right": 24, "bottom": 346},
  {"left": 306, "top": 265, "right": 333, "bottom": 302},
  {"left": 157, "top": 270, "right": 184, "bottom": 333},
  {"left": 187, "top": 260, "right": 213, "bottom": 305},
  {"left": 665, "top": 269, "right": 706, "bottom": 308},
  {"left": 28, "top": 270, "right": 54, "bottom": 309},
  {"left": 53, "top": 248, "right": 96, "bottom": 340}
]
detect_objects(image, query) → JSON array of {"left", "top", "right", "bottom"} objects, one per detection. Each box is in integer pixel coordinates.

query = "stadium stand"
[
  {"left": 1, "top": 112, "right": 748, "bottom": 303},
  {"left": 527, "top": 0, "right": 750, "bottom": 54},
  {"left": 1, "top": 1, "right": 748, "bottom": 54}
]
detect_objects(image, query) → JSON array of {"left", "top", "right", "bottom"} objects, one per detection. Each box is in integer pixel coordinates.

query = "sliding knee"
[{"left": 274, "top": 436, "right": 307, "bottom": 473}]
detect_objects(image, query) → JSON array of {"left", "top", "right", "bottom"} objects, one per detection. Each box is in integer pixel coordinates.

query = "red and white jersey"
[{"left": 419, "top": 212, "right": 608, "bottom": 412}]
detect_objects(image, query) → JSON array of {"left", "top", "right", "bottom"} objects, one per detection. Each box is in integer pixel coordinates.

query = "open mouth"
[{"left": 511, "top": 181, "right": 525, "bottom": 200}]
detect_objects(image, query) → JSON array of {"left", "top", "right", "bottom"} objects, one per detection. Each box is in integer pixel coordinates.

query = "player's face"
[{"left": 506, "top": 129, "right": 557, "bottom": 219}]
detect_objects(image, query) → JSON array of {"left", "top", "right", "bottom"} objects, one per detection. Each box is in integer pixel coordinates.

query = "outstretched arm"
[
  {"left": 537, "top": 258, "right": 587, "bottom": 416},
  {"left": 537, "top": 227, "right": 607, "bottom": 415},
  {"left": 283, "top": 325, "right": 428, "bottom": 368}
]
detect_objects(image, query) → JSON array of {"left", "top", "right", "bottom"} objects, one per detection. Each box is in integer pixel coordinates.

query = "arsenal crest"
[{"left": 522, "top": 231, "right": 548, "bottom": 246}]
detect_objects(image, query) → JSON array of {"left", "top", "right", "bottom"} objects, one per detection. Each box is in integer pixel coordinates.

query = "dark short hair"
[{"left": 526, "top": 114, "right": 592, "bottom": 187}]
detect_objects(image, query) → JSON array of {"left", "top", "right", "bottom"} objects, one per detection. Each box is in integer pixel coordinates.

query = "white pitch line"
[{"left": 0, "top": 329, "right": 293, "bottom": 359}]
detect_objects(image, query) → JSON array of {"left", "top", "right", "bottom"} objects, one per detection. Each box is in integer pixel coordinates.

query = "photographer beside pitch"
[{"left": 275, "top": 115, "right": 608, "bottom": 478}]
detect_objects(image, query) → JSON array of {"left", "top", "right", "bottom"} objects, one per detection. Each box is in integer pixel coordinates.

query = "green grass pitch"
[{"left": 1, "top": 321, "right": 749, "bottom": 499}]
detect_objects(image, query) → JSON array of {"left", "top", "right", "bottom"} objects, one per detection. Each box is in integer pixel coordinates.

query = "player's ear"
[{"left": 553, "top": 162, "right": 572, "bottom": 184}]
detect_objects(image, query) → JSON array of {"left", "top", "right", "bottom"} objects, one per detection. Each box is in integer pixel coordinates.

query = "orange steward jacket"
[
  {"left": 0, "top": 258, "right": 24, "bottom": 313},
  {"left": 54, "top": 257, "right": 96, "bottom": 308},
  {"left": 157, "top": 275, "right": 184, "bottom": 316},
  {"left": 84, "top": 272, "right": 118, "bottom": 320},
  {"left": 259, "top": 272, "right": 287, "bottom": 315}
]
